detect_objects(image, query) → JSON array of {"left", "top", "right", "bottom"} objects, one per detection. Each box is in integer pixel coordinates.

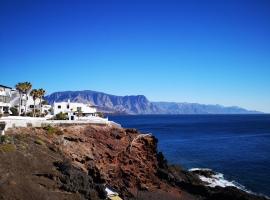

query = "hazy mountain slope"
[
  {"left": 45, "top": 90, "right": 261, "bottom": 114},
  {"left": 45, "top": 90, "right": 160, "bottom": 114},
  {"left": 152, "top": 102, "right": 260, "bottom": 114}
]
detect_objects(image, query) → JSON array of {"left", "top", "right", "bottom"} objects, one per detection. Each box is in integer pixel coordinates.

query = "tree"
[
  {"left": 23, "top": 82, "right": 32, "bottom": 115},
  {"left": 30, "top": 89, "right": 39, "bottom": 117},
  {"left": 15, "top": 82, "right": 32, "bottom": 116},
  {"left": 37, "top": 89, "right": 46, "bottom": 116}
]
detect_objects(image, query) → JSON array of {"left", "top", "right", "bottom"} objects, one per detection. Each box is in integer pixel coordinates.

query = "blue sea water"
[{"left": 109, "top": 115, "right": 270, "bottom": 197}]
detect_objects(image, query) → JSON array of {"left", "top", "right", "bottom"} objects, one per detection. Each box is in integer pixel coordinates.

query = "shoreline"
[
  {"left": 0, "top": 123, "right": 269, "bottom": 200},
  {"left": 189, "top": 168, "right": 270, "bottom": 199}
]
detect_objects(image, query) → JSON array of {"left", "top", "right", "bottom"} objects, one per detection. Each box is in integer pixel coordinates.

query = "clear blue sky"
[{"left": 1, "top": 0, "right": 270, "bottom": 112}]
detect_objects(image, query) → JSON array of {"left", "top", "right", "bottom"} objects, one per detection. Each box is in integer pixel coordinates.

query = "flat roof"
[{"left": 0, "top": 85, "right": 12, "bottom": 89}]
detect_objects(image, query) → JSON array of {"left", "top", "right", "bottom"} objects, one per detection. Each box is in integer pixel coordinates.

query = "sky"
[{"left": 0, "top": 0, "right": 270, "bottom": 112}]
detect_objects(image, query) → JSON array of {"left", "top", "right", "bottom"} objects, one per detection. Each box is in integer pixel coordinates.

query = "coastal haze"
[{"left": 45, "top": 90, "right": 261, "bottom": 115}]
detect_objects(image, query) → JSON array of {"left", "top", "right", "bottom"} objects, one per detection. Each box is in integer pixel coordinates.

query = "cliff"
[
  {"left": 0, "top": 124, "right": 268, "bottom": 200},
  {"left": 45, "top": 90, "right": 261, "bottom": 114}
]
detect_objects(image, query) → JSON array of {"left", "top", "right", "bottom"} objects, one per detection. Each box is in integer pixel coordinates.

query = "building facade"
[
  {"left": 53, "top": 100, "right": 97, "bottom": 120},
  {"left": 0, "top": 85, "right": 12, "bottom": 115},
  {"left": 1, "top": 84, "right": 51, "bottom": 116}
]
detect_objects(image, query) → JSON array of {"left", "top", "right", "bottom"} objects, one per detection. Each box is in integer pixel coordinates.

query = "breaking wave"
[{"left": 189, "top": 168, "right": 269, "bottom": 199}]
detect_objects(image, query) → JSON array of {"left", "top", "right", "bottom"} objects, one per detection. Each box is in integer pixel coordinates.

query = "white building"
[
  {"left": 9, "top": 90, "right": 51, "bottom": 115},
  {"left": 0, "top": 83, "right": 51, "bottom": 116},
  {"left": 53, "top": 100, "right": 97, "bottom": 120},
  {"left": 0, "top": 85, "right": 12, "bottom": 115}
]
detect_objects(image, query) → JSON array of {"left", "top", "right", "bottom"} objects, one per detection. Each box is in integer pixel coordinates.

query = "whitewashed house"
[
  {"left": 0, "top": 85, "right": 12, "bottom": 115},
  {"left": 9, "top": 90, "right": 51, "bottom": 115},
  {"left": 0, "top": 83, "right": 51, "bottom": 116},
  {"left": 53, "top": 100, "right": 97, "bottom": 120}
]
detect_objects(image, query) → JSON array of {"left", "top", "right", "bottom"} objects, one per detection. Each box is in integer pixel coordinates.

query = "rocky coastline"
[{"left": 0, "top": 124, "right": 268, "bottom": 200}]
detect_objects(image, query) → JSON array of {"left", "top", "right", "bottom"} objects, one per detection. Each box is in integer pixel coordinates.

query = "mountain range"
[{"left": 45, "top": 90, "right": 261, "bottom": 114}]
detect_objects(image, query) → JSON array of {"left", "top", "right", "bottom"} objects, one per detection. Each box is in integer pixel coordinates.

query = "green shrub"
[
  {"left": 10, "top": 107, "right": 19, "bottom": 116},
  {"left": 0, "top": 144, "right": 16, "bottom": 153},
  {"left": 43, "top": 125, "right": 55, "bottom": 136},
  {"left": 35, "top": 139, "right": 45, "bottom": 145},
  {"left": 26, "top": 112, "right": 34, "bottom": 117},
  {"left": 55, "top": 112, "right": 68, "bottom": 120},
  {"left": 0, "top": 135, "right": 13, "bottom": 144}
]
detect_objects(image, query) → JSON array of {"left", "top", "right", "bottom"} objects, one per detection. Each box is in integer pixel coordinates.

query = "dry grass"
[{"left": 0, "top": 144, "right": 16, "bottom": 153}]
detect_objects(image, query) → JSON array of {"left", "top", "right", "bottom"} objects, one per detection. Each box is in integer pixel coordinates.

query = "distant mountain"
[
  {"left": 45, "top": 90, "right": 261, "bottom": 114},
  {"left": 152, "top": 102, "right": 260, "bottom": 114}
]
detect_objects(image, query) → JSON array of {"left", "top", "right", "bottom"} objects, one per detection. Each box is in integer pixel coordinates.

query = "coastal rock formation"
[
  {"left": 1, "top": 125, "right": 268, "bottom": 200},
  {"left": 45, "top": 90, "right": 260, "bottom": 114}
]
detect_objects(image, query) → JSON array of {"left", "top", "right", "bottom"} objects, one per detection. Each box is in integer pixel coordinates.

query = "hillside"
[
  {"left": 1, "top": 125, "right": 268, "bottom": 200},
  {"left": 45, "top": 90, "right": 260, "bottom": 114}
]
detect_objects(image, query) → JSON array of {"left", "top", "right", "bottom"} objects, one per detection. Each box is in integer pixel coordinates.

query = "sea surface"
[{"left": 109, "top": 114, "right": 270, "bottom": 197}]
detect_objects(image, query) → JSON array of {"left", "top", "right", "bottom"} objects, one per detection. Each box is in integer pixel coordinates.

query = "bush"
[
  {"left": 0, "top": 144, "right": 16, "bottom": 153},
  {"left": 0, "top": 135, "right": 13, "bottom": 144},
  {"left": 55, "top": 112, "right": 68, "bottom": 120},
  {"left": 43, "top": 125, "right": 56, "bottom": 136},
  {"left": 0, "top": 135, "right": 7, "bottom": 144},
  {"left": 35, "top": 139, "right": 45, "bottom": 145},
  {"left": 26, "top": 112, "right": 34, "bottom": 117},
  {"left": 10, "top": 107, "right": 19, "bottom": 116}
]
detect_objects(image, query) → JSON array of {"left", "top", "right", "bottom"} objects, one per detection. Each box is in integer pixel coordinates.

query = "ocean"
[{"left": 109, "top": 114, "right": 270, "bottom": 197}]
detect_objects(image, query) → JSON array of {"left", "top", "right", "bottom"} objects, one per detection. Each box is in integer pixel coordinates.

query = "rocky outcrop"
[{"left": 1, "top": 125, "right": 268, "bottom": 200}]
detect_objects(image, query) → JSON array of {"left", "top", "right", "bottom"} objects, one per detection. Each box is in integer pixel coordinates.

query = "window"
[
  {"left": 58, "top": 105, "right": 61, "bottom": 109},
  {"left": 67, "top": 105, "right": 70, "bottom": 109},
  {"left": 77, "top": 107, "right": 82, "bottom": 112},
  {"left": 0, "top": 96, "right": 11, "bottom": 103},
  {"left": 30, "top": 105, "right": 34, "bottom": 108}
]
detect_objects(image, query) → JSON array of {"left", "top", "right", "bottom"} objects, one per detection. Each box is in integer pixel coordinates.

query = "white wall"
[{"left": 53, "top": 101, "right": 97, "bottom": 115}]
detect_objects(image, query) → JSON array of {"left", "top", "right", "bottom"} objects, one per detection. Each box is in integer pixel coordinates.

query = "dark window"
[
  {"left": 58, "top": 105, "right": 61, "bottom": 109},
  {"left": 30, "top": 105, "right": 34, "bottom": 108},
  {"left": 67, "top": 105, "right": 70, "bottom": 109}
]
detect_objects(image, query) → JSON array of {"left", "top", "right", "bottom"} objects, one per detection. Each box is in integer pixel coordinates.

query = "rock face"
[
  {"left": 45, "top": 90, "right": 160, "bottom": 114},
  {"left": 45, "top": 90, "right": 260, "bottom": 114},
  {"left": 1, "top": 125, "right": 268, "bottom": 200},
  {"left": 0, "top": 133, "right": 105, "bottom": 200}
]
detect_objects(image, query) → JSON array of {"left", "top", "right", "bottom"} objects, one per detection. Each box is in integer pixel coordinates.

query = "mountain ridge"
[{"left": 45, "top": 90, "right": 262, "bottom": 114}]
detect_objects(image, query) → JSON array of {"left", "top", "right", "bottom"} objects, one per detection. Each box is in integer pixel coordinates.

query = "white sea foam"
[
  {"left": 189, "top": 168, "right": 249, "bottom": 191},
  {"left": 189, "top": 168, "right": 270, "bottom": 199}
]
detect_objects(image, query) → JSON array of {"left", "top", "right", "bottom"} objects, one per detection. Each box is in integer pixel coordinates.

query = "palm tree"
[
  {"left": 23, "top": 82, "right": 32, "bottom": 115},
  {"left": 37, "top": 89, "right": 46, "bottom": 116},
  {"left": 15, "top": 82, "right": 32, "bottom": 116},
  {"left": 30, "top": 89, "right": 39, "bottom": 117},
  {"left": 15, "top": 83, "right": 24, "bottom": 116}
]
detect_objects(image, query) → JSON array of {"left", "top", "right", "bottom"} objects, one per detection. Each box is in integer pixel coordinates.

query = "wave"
[{"left": 189, "top": 168, "right": 270, "bottom": 199}]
